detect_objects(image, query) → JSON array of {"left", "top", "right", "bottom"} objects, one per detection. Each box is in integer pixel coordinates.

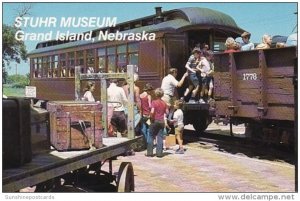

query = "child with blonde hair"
[{"left": 170, "top": 100, "right": 185, "bottom": 154}]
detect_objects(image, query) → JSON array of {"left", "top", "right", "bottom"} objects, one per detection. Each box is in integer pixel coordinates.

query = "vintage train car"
[
  {"left": 213, "top": 46, "right": 297, "bottom": 145},
  {"left": 27, "top": 7, "right": 244, "bottom": 132}
]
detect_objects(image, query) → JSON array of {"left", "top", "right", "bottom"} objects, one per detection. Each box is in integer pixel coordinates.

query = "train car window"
[
  {"left": 68, "top": 52, "right": 75, "bottom": 66},
  {"left": 108, "top": 55, "right": 116, "bottom": 73},
  {"left": 98, "top": 57, "right": 106, "bottom": 73},
  {"left": 42, "top": 57, "right": 46, "bottom": 78},
  {"left": 97, "top": 48, "right": 106, "bottom": 73},
  {"left": 128, "top": 43, "right": 139, "bottom": 52},
  {"left": 68, "top": 52, "right": 75, "bottom": 77},
  {"left": 117, "top": 45, "right": 127, "bottom": 54},
  {"left": 51, "top": 55, "right": 59, "bottom": 77},
  {"left": 117, "top": 45, "right": 127, "bottom": 72},
  {"left": 87, "top": 49, "right": 95, "bottom": 73},
  {"left": 33, "top": 58, "right": 38, "bottom": 78},
  {"left": 128, "top": 43, "right": 139, "bottom": 68},
  {"left": 48, "top": 56, "right": 53, "bottom": 78},
  {"left": 42, "top": 56, "right": 50, "bottom": 78},
  {"left": 60, "top": 53, "right": 67, "bottom": 77},
  {"left": 107, "top": 46, "right": 116, "bottom": 72},
  {"left": 42, "top": 57, "right": 48, "bottom": 77},
  {"left": 98, "top": 48, "right": 105, "bottom": 56},
  {"left": 76, "top": 51, "right": 84, "bottom": 67},
  {"left": 107, "top": 46, "right": 116, "bottom": 55},
  {"left": 117, "top": 54, "right": 127, "bottom": 72},
  {"left": 37, "top": 58, "right": 42, "bottom": 78},
  {"left": 213, "top": 41, "right": 226, "bottom": 52},
  {"left": 128, "top": 53, "right": 138, "bottom": 66}
]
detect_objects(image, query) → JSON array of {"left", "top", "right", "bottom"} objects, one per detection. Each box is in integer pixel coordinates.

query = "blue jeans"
[
  {"left": 141, "top": 116, "right": 150, "bottom": 143},
  {"left": 147, "top": 121, "right": 165, "bottom": 156},
  {"left": 189, "top": 73, "right": 200, "bottom": 87}
]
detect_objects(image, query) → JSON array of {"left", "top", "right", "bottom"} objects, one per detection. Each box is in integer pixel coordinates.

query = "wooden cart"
[{"left": 2, "top": 136, "right": 143, "bottom": 192}]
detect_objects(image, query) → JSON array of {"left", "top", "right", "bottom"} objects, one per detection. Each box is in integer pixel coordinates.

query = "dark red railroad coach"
[{"left": 27, "top": 7, "right": 244, "bottom": 100}]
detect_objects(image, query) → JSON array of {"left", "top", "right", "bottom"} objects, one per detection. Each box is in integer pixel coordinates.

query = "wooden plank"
[
  {"left": 235, "top": 89, "right": 259, "bottom": 103},
  {"left": 265, "top": 106, "right": 294, "bottom": 121},
  {"left": 236, "top": 80, "right": 261, "bottom": 89},
  {"left": 267, "top": 77, "right": 294, "bottom": 91},
  {"left": 215, "top": 101, "right": 232, "bottom": 117},
  {"left": 267, "top": 88, "right": 294, "bottom": 95},
  {"left": 267, "top": 94, "right": 294, "bottom": 105},
  {"left": 267, "top": 67, "right": 294, "bottom": 77},
  {"left": 214, "top": 73, "right": 231, "bottom": 98}
]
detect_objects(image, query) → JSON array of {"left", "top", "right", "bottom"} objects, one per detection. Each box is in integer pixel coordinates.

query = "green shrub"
[
  {"left": 12, "top": 82, "right": 27, "bottom": 88},
  {"left": 7, "top": 74, "right": 29, "bottom": 88}
]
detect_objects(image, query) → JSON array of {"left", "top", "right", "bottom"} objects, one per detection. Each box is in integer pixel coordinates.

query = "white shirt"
[
  {"left": 82, "top": 91, "right": 95, "bottom": 102},
  {"left": 241, "top": 42, "right": 255, "bottom": 51},
  {"left": 107, "top": 83, "right": 128, "bottom": 111},
  {"left": 161, "top": 74, "right": 178, "bottom": 96},
  {"left": 173, "top": 109, "right": 184, "bottom": 127},
  {"left": 198, "top": 57, "right": 211, "bottom": 77}
]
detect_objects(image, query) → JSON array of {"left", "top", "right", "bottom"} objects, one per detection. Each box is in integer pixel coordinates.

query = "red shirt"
[
  {"left": 141, "top": 95, "right": 151, "bottom": 116},
  {"left": 151, "top": 99, "right": 167, "bottom": 121}
]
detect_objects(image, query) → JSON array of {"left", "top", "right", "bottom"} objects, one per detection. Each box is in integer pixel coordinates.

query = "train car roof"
[{"left": 28, "top": 7, "right": 244, "bottom": 56}]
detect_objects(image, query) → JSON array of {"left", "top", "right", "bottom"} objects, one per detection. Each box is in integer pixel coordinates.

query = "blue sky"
[{"left": 2, "top": 2, "right": 297, "bottom": 75}]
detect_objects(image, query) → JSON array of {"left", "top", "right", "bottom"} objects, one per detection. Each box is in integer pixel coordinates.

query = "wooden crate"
[
  {"left": 47, "top": 101, "right": 103, "bottom": 151},
  {"left": 165, "top": 134, "right": 176, "bottom": 148}
]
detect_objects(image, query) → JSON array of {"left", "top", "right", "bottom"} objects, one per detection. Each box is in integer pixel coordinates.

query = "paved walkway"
[{"left": 106, "top": 145, "right": 295, "bottom": 192}]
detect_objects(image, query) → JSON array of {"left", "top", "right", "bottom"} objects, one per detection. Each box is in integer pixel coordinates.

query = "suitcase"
[
  {"left": 3, "top": 97, "right": 32, "bottom": 168},
  {"left": 31, "top": 107, "right": 50, "bottom": 155},
  {"left": 47, "top": 101, "right": 103, "bottom": 151}
]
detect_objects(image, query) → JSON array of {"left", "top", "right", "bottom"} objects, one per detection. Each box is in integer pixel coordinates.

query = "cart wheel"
[
  {"left": 35, "top": 178, "right": 60, "bottom": 192},
  {"left": 117, "top": 162, "right": 134, "bottom": 192}
]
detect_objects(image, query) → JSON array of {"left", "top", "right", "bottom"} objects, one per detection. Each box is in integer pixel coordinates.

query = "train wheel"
[
  {"left": 117, "top": 162, "right": 134, "bottom": 192},
  {"left": 192, "top": 115, "right": 209, "bottom": 134}
]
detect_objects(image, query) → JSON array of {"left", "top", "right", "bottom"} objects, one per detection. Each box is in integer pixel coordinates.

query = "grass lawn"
[{"left": 3, "top": 86, "right": 25, "bottom": 97}]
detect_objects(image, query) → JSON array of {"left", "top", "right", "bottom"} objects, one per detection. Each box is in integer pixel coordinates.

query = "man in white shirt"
[
  {"left": 107, "top": 79, "right": 128, "bottom": 136},
  {"left": 161, "top": 68, "right": 188, "bottom": 107}
]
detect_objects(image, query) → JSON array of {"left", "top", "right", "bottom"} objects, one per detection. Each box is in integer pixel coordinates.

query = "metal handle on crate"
[{"left": 70, "top": 120, "right": 90, "bottom": 145}]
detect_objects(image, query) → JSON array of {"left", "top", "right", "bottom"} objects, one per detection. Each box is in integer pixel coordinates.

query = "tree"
[
  {"left": 2, "top": 3, "right": 32, "bottom": 81},
  {"left": 2, "top": 68, "right": 8, "bottom": 84},
  {"left": 2, "top": 24, "right": 27, "bottom": 67}
]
